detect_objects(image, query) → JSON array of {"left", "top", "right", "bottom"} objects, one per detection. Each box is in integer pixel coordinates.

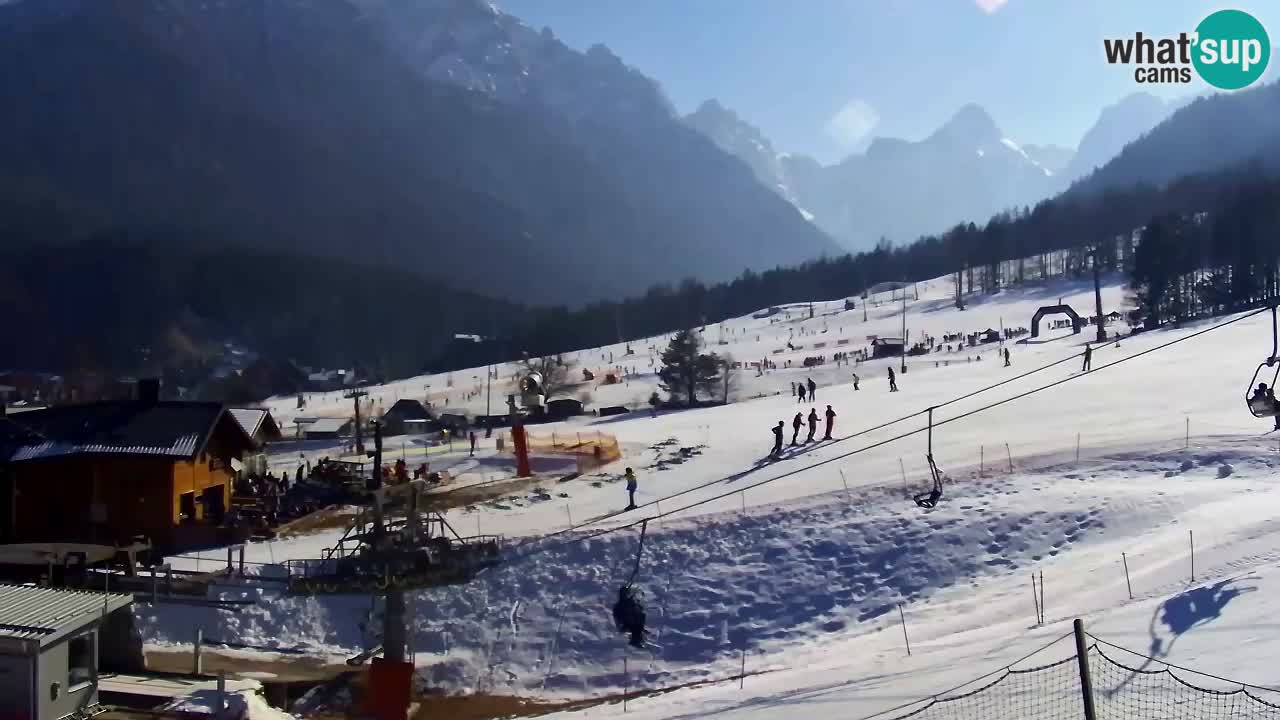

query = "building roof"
[
  {"left": 229, "top": 408, "right": 282, "bottom": 442},
  {"left": 2, "top": 401, "right": 255, "bottom": 463},
  {"left": 0, "top": 585, "right": 133, "bottom": 650},
  {"left": 383, "top": 399, "right": 430, "bottom": 421},
  {"left": 304, "top": 417, "right": 351, "bottom": 434}
]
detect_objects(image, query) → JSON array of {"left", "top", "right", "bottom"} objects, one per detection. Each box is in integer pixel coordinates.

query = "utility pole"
[
  {"left": 346, "top": 388, "right": 369, "bottom": 455},
  {"left": 1092, "top": 243, "right": 1106, "bottom": 343},
  {"left": 900, "top": 289, "right": 908, "bottom": 374}
]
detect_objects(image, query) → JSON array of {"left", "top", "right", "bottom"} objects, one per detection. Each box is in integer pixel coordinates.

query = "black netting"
[
  {"left": 870, "top": 639, "right": 1280, "bottom": 720},
  {"left": 1092, "top": 645, "right": 1280, "bottom": 719},
  {"left": 884, "top": 655, "right": 1081, "bottom": 720}
]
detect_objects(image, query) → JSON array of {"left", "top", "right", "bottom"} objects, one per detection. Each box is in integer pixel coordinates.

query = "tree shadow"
[{"left": 1104, "top": 576, "right": 1257, "bottom": 698}]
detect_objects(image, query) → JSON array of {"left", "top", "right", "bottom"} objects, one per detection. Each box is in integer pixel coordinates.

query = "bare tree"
[
  {"left": 719, "top": 354, "right": 739, "bottom": 405},
  {"left": 520, "top": 353, "right": 574, "bottom": 400}
]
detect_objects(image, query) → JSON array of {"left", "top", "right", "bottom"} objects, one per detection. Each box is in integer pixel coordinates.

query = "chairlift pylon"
[
  {"left": 1246, "top": 305, "right": 1280, "bottom": 418},
  {"left": 913, "top": 408, "right": 944, "bottom": 509}
]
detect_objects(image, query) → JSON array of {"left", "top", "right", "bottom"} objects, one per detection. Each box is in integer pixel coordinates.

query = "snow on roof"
[
  {"left": 304, "top": 418, "right": 350, "bottom": 433},
  {"left": 229, "top": 408, "right": 268, "bottom": 436}
]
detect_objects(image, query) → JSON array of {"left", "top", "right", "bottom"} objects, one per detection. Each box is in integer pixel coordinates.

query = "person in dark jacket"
[
  {"left": 792, "top": 412, "right": 803, "bottom": 445},
  {"left": 806, "top": 408, "right": 819, "bottom": 443},
  {"left": 852, "top": 372, "right": 860, "bottom": 390},
  {"left": 1082, "top": 344, "right": 1092, "bottom": 372},
  {"left": 771, "top": 421, "right": 784, "bottom": 457},
  {"left": 888, "top": 367, "right": 899, "bottom": 392},
  {"left": 1003, "top": 348, "right": 1011, "bottom": 367},
  {"left": 824, "top": 405, "right": 836, "bottom": 440},
  {"left": 807, "top": 377, "right": 817, "bottom": 401}
]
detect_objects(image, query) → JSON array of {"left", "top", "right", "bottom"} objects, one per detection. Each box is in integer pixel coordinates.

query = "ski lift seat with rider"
[
  {"left": 611, "top": 520, "right": 650, "bottom": 649},
  {"left": 913, "top": 408, "right": 945, "bottom": 509},
  {"left": 1246, "top": 305, "right": 1280, "bottom": 418}
]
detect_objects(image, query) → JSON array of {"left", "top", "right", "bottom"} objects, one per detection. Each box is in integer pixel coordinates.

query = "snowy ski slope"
[{"left": 136, "top": 273, "right": 1280, "bottom": 718}]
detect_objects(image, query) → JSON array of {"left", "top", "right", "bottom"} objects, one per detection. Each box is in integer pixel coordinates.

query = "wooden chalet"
[{"left": 0, "top": 380, "right": 256, "bottom": 551}]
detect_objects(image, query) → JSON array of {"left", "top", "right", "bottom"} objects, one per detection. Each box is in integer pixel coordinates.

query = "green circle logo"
[{"left": 1193, "top": 9, "right": 1270, "bottom": 90}]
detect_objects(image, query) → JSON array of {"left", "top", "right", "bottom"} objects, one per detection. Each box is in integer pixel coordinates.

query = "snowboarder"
[
  {"left": 806, "top": 408, "right": 819, "bottom": 443},
  {"left": 852, "top": 373, "right": 859, "bottom": 391},
  {"left": 1082, "top": 344, "right": 1092, "bottom": 372},
  {"left": 824, "top": 405, "right": 836, "bottom": 440},
  {"left": 888, "top": 367, "right": 898, "bottom": 392},
  {"left": 1003, "top": 348, "right": 1011, "bottom": 367},
  {"left": 807, "top": 377, "right": 817, "bottom": 401},
  {"left": 625, "top": 467, "right": 638, "bottom": 510},
  {"left": 771, "top": 421, "right": 785, "bottom": 457},
  {"left": 792, "top": 412, "right": 803, "bottom": 445}
]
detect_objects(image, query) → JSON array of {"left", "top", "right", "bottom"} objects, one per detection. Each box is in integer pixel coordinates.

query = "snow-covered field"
[{"left": 136, "top": 273, "right": 1280, "bottom": 718}]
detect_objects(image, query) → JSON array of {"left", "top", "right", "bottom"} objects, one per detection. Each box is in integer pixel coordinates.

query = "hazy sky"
[{"left": 498, "top": 0, "right": 1277, "bottom": 164}]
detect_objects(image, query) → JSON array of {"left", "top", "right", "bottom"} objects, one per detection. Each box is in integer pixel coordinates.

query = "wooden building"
[
  {"left": 380, "top": 399, "right": 431, "bottom": 435},
  {"left": 0, "top": 381, "right": 256, "bottom": 551}
]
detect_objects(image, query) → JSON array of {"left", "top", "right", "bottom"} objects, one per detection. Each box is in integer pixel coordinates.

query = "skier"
[
  {"left": 786, "top": 411, "right": 801, "bottom": 445},
  {"left": 469, "top": 431, "right": 477, "bottom": 457},
  {"left": 771, "top": 421, "right": 785, "bottom": 457},
  {"left": 888, "top": 367, "right": 898, "bottom": 392},
  {"left": 824, "top": 405, "right": 836, "bottom": 440},
  {"left": 797, "top": 384, "right": 806, "bottom": 403},
  {"left": 1003, "top": 348, "right": 1011, "bottom": 367},
  {"left": 806, "top": 408, "right": 819, "bottom": 443},
  {"left": 852, "top": 372, "right": 860, "bottom": 391},
  {"left": 1082, "top": 344, "right": 1092, "bottom": 372},
  {"left": 807, "top": 377, "right": 817, "bottom": 401},
  {"left": 625, "top": 467, "right": 638, "bottom": 510}
]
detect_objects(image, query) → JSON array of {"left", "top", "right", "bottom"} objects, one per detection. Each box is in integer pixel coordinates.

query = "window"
[
  {"left": 68, "top": 632, "right": 94, "bottom": 688},
  {"left": 179, "top": 492, "right": 197, "bottom": 524}
]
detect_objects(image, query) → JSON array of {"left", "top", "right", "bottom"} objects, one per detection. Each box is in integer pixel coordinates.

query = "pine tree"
[{"left": 658, "top": 328, "right": 721, "bottom": 407}]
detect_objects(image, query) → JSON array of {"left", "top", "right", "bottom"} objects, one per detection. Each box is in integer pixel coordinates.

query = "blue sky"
[{"left": 497, "top": 0, "right": 1277, "bottom": 164}]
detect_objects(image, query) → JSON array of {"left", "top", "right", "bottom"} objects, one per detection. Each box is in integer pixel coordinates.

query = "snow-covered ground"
[{"left": 135, "top": 273, "right": 1280, "bottom": 718}]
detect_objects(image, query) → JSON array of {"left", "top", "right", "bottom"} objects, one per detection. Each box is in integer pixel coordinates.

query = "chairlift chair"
[
  {"left": 913, "top": 408, "right": 945, "bottom": 509},
  {"left": 612, "top": 520, "right": 650, "bottom": 648},
  {"left": 1246, "top": 305, "right": 1280, "bottom": 418}
]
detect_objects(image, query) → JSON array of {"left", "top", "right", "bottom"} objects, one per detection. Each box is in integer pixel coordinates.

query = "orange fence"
[{"left": 501, "top": 429, "right": 623, "bottom": 472}]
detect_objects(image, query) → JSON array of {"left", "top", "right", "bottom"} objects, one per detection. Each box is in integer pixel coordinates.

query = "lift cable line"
[{"left": 496, "top": 306, "right": 1269, "bottom": 568}]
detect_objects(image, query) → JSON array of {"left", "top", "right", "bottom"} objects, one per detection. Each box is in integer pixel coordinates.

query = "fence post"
[
  {"left": 980, "top": 445, "right": 984, "bottom": 477},
  {"left": 1039, "top": 570, "right": 1045, "bottom": 624},
  {"left": 1190, "top": 530, "right": 1195, "bottom": 583},
  {"left": 1076, "top": 433, "right": 1081, "bottom": 463},
  {"left": 193, "top": 629, "right": 204, "bottom": 676},
  {"left": 1185, "top": 417, "right": 1190, "bottom": 448},
  {"left": 839, "top": 469, "right": 853, "bottom": 508},
  {"left": 740, "top": 647, "right": 746, "bottom": 689},
  {"left": 898, "top": 603, "right": 912, "bottom": 656},
  {"left": 1005, "top": 443, "right": 1013, "bottom": 473},
  {"left": 1073, "top": 619, "right": 1098, "bottom": 720},
  {"left": 1031, "top": 574, "right": 1040, "bottom": 625},
  {"left": 238, "top": 546, "right": 246, "bottom": 575},
  {"left": 899, "top": 458, "right": 907, "bottom": 493},
  {"left": 623, "top": 655, "right": 629, "bottom": 712},
  {"left": 216, "top": 671, "right": 227, "bottom": 712},
  {"left": 1122, "top": 553, "right": 1134, "bottom": 599}
]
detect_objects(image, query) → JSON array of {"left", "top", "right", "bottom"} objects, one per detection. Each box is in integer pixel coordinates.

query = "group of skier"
[
  {"left": 792, "top": 377, "right": 819, "bottom": 402},
  {"left": 771, "top": 404, "right": 837, "bottom": 457}
]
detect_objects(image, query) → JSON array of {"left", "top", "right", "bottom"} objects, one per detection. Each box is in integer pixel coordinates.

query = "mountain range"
[
  {"left": 684, "top": 92, "right": 1185, "bottom": 249},
  {"left": 0, "top": 0, "right": 837, "bottom": 306}
]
